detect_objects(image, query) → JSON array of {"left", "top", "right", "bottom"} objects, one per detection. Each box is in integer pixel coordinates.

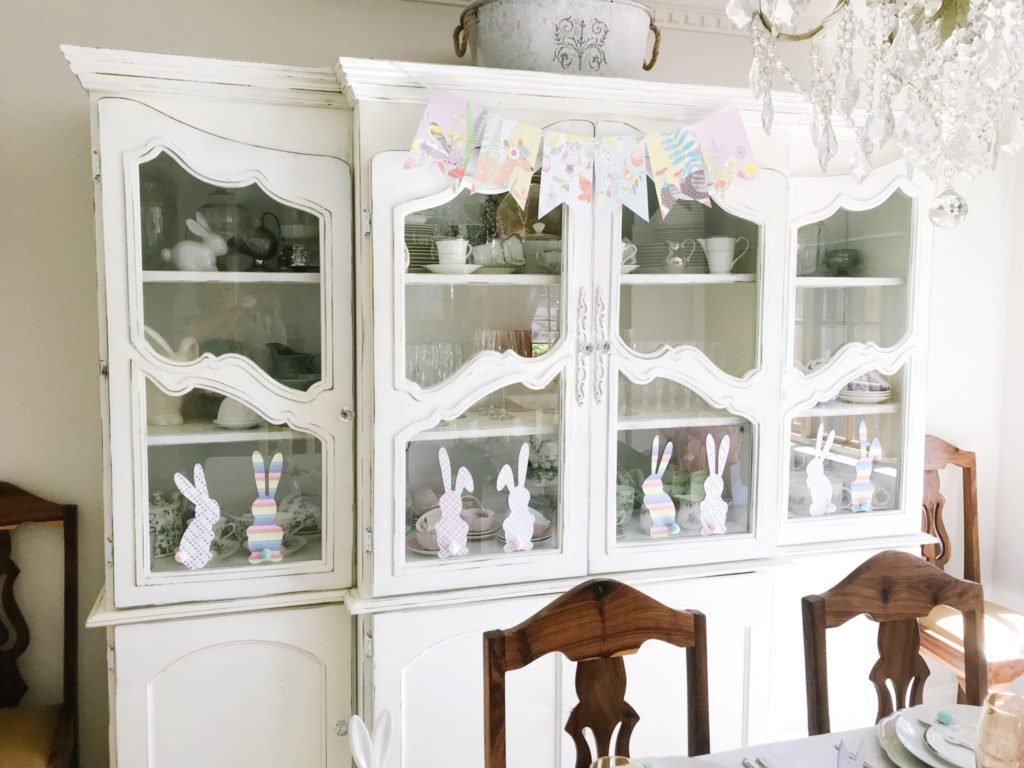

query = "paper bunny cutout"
[
  {"left": 349, "top": 710, "right": 392, "bottom": 768},
  {"left": 836, "top": 740, "right": 865, "bottom": 768},
  {"left": 247, "top": 450, "right": 284, "bottom": 564},
  {"left": 850, "top": 420, "right": 883, "bottom": 513},
  {"left": 700, "top": 434, "right": 730, "bottom": 536},
  {"left": 173, "top": 463, "right": 221, "bottom": 570},
  {"left": 436, "top": 447, "right": 473, "bottom": 559},
  {"left": 498, "top": 442, "right": 534, "bottom": 552},
  {"left": 807, "top": 423, "right": 837, "bottom": 516},
  {"left": 644, "top": 435, "right": 679, "bottom": 538}
]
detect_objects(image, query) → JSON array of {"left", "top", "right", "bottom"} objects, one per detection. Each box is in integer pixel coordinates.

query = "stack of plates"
[
  {"left": 629, "top": 201, "right": 708, "bottom": 274},
  {"left": 838, "top": 389, "right": 892, "bottom": 404},
  {"left": 877, "top": 704, "right": 980, "bottom": 768},
  {"left": 404, "top": 220, "right": 438, "bottom": 272}
]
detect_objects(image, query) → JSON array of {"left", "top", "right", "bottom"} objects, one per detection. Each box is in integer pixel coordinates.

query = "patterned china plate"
[
  {"left": 877, "top": 711, "right": 931, "bottom": 768},
  {"left": 894, "top": 705, "right": 981, "bottom": 768}
]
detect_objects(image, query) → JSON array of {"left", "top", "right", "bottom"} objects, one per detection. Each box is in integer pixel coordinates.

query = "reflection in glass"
[
  {"left": 143, "top": 381, "right": 323, "bottom": 572},
  {"left": 615, "top": 376, "right": 753, "bottom": 542},
  {"left": 404, "top": 379, "right": 560, "bottom": 561}
]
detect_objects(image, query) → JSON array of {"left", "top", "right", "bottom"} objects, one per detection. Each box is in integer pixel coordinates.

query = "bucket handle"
[
  {"left": 453, "top": 6, "right": 478, "bottom": 58},
  {"left": 644, "top": 20, "right": 661, "bottom": 71}
]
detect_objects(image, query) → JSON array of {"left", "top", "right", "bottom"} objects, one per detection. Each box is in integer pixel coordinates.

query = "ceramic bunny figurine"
[
  {"left": 498, "top": 442, "right": 534, "bottom": 552},
  {"left": 700, "top": 433, "right": 730, "bottom": 536},
  {"left": 161, "top": 211, "right": 228, "bottom": 272},
  {"left": 807, "top": 423, "right": 837, "bottom": 516},
  {"left": 643, "top": 435, "right": 679, "bottom": 538},
  {"left": 172, "top": 463, "right": 220, "bottom": 570},
  {"left": 349, "top": 710, "right": 391, "bottom": 768},
  {"left": 246, "top": 450, "right": 284, "bottom": 564},
  {"left": 850, "top": 420, "right": 883, "bottom": 513},
  {"left": 435, "top": 447, "right": 473, "bottom": 559}
]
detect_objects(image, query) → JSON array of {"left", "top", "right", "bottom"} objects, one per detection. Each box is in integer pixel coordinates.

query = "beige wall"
[{"left": 1, "top": 2, "right": 1020, "bottom": 767}]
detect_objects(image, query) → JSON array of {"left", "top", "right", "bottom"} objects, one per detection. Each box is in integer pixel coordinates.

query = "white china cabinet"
[{"left": 65, "top": 46, "right": 356, "bottom": 768}]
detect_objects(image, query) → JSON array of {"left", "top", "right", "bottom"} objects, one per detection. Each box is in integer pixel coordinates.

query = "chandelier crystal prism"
[{"left": 727, "top": 0, "right": 1024, "bottom": 226}]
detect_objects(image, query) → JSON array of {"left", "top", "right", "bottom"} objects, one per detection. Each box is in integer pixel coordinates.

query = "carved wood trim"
[
  {"left": 868, "top": 620, "right": 930, "bottom": 721},
  {"left": 565, "top": 657, "right": 639, "bottom": 768},
  {"left": 921, "top": 435, "right": 980, "bottom": 583},
  {"left": 0, "top": 530, "right": 30, "bottom": 707}
]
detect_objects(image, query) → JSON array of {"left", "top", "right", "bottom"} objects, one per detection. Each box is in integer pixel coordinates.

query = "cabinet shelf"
[
  {"left": 794, "top": 276, "right": 905, "bottom": 288},
  {"left": 408, "top": 412, "right": 558, "bottom": 443},
  {"left": 620, "top": 273, "right": 756, "bottom": 286},
  {"left": 404, "top": 273, "right": 560, "bottom": 286},
  {"left": 142, "top": 270, "right": 321, "bottom": 284},
  {"left": 618, "top": 411, "right": 746, "bottom": 431},
  {"left": 800, "top": 401, "right": 899, "bottom": 418},
  {"left": 147, "top": 421, "right": 301, "bottom": 446}
]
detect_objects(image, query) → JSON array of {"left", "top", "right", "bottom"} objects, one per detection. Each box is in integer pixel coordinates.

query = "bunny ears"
[
  {"left": 438, "top": 447, "right": 474, "bottom": 496},
  {"left": 497, "top": 442, "right": 530, "bottom": 492},
  {"left": 815, "top": 423, "right": 836, "bottom": 458},
  {"left": 174, "top": 463, "right": 218, "bottom": 511},
  {"left": 649, "top": 435, "right": 673, "bottom": 478},
  {"left": 705, "top": 433, "right": 730, "bottom": 477},
  {"left": 253, "top": 450, "right": 284, "bottom": 497},
  {"left": 349, "top": 711, "right": 391, "bottom": 768}
]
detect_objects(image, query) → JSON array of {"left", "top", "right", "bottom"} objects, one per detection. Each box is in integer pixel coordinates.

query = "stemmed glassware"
[{"left": 976, "top": 692, "right": 1024, "bottom": 768}]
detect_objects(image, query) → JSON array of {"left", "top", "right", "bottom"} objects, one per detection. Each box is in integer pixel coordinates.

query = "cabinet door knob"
[
  {"left": 340, "top": 407, "right": 355, "bottom": 421},
  {"left": 335, "top": 719, "right": 349, "bottom": 737}
]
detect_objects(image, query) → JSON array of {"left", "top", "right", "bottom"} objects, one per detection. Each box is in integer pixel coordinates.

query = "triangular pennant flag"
[
  {"left": 538, "top": 132, "right": 595, "bottom": 217},
  {"left": 471, "top": 114, "right": 542, "bottom": 208},
  {"left": 404, "top": 90, "right": 485, "bottom": 185},
  {"left": 646, "top": 127, "right": 710, "bottom": 217},
  {"left": 594, "top": 135, "right": 650, "bottom": 220},
  {"left": 694, "top": 110, "right": 758, "bottom": 193}
]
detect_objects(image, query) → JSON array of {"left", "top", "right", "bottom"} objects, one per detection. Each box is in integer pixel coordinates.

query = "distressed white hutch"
[{"left": 66, "top": 45, "right": 934, "bottom": 768}]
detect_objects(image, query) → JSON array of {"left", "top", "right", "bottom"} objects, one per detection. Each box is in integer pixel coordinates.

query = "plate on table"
[
  {"left": 894, "top": 704, "right": 981, "bottom": 768},
  {"left": 424, "top": 264, "right": 481, "bottom": 275},
  {"left": 924, "top": 718, "right": 978, "bottom": 768},
  {"left": 877, "top": 712, "right": 933, "bottom": 768}
]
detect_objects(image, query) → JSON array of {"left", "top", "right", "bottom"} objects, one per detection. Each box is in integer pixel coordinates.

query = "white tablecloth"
[{"left": 645, "top": 727, "right": 896, "bottom": 768}]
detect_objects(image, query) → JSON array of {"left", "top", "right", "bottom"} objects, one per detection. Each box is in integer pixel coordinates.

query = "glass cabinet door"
[
  {"left": 99, "top": 98, "right": 352, "bottom": 606},
  {"left": 371, "top": 150, "right": 589, "bottom": 595}
]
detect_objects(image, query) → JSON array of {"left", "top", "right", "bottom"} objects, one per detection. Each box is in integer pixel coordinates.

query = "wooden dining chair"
[
  {"left": 0, "top": 482, "right": 78, "bottom": 768},
  {"left": 919, "top": 435, "right": 1024, "bottom": 698},
  {"left": 802, "top": 550, "right": 987, "bottom": 736},
  {"left": 483, "top": 578, "right": 709, "bottom": 768}
]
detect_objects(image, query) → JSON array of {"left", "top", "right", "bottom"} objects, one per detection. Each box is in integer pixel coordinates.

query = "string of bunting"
[{"left": 403, "top": 90, "right": 758, "bottom": 221}]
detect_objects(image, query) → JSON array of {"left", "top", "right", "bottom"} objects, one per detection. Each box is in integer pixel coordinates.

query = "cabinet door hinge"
[
  {"left": 363, "top": 627, "right": 373, "bottom": 659},
  {"left": 100, "top": 360, "right": 109, "bottom": 378},
  {"left": 106, "top": 640, "right": 116, "bottom": 671},
  {"left": 361, "top": 209, "right": 372, "bottom": 237},
  {"left": 91, "top": 150, "right": 101, "bottom": 183},
  {"left": 363, "top": 527, "right": 373, "bottom": 554}
]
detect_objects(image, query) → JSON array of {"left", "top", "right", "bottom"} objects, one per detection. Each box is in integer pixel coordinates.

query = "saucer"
[
  {"left": 213, "top": 418, "right": 262, "bottom": 430},
  {"left": 621, "top": 264, "right": 639, "bottom": 274},
  {"left": 424, "top": 264, "right": 482, "bottom": 275}
]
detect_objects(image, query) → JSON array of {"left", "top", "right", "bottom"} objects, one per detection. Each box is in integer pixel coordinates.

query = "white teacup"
[{"left": 436, "top": 237, "right": 470, "bottom": 265}]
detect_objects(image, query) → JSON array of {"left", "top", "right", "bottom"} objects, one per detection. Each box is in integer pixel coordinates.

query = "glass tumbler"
[{"left": 976, "top": 692, "right": 1024, "bottom": 768}]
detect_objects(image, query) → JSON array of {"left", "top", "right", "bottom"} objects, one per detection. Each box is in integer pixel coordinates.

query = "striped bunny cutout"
[
  {"left": 498, "top": 442, "right": 533, "bottom": 552},
  {"left": 850, "top": 420, "right": 882, "bottom": 513},
  {"left": 436, "top": 447, "right": 472, "bottom": 559},
  {"left": 700, "top": 433, "right": 730, "bottom": 535},
  {"left": 246, "top": 450, "right": 284, "bottom": 564},
  {"left": 173, "top": 463, "right": 220, "bottom": 570},
  {"left": 644, "top": 435, "right": 679, "bottom": 538}
]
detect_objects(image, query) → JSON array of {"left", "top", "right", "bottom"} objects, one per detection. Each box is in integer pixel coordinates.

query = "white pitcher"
[{"left": 691, "top": 236, "right": 750, "bottom": 274}]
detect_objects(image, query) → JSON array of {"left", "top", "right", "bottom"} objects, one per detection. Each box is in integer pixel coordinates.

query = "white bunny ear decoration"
[
  {"left": 349, "top": 710, "right": 392, "bottom": 768},
  {"left": 705, "top": 433, "right": 717, "bottom": 475},
  {"left": 517, "top": 442, "right": 530, "bottom": 485},
  {"left": 454, "top": 466, "right": 474, "bottom": 495},
  {"left": 815, "top": 422, "right": 825, "bottom": 455},
  {"left": 716, "top": 434, "right": 730, "bottom": 478},
  {"left": 438, "top": 447, "right": 452, "bottom": 492}
]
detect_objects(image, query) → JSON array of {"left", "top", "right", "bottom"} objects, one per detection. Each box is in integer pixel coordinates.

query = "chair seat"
[
  {"left": 920, "top": 601, "right": 1024, "bottom": 685},
  {"left": 0, "top": 704, "right": 61, "bottom": 768}
]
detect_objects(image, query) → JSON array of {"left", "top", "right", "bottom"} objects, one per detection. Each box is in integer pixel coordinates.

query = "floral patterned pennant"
[
  {"left": 594, "top": 135, "right": 650, "bottom": 220},
  {"left": 471, "top": 114, "right": 542, "bottom": 208},
  {"left": 646, "top": 126, "right": 710, "bottom": 217},
  {"left": 693, "top": 110, "right": 758, "bottom": 193},
  {"left": 538, "top": 132, "right": 595, "bottom": 217},
  {"left": 404, "top": 90, "right": 485, "bottom": 185}
]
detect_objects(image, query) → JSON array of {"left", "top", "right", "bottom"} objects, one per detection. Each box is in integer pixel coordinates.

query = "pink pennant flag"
[
  {"left": 693, "top": 110, "right": 758, "bottom": 193},
  {"left": 404, "top": 90, "right": 485, "bottom": 185},
  {"left": 538, "top": 132, "right": 595, "bottom": 217},
  {"left": 594, "top": 135, "right": 650, "bottom": 220},
  {"left": 646, "top": 127, "right": 710, "bottom": 218},
  {"left": 471, "top": 113, "right": 542, "bottom": 208}
]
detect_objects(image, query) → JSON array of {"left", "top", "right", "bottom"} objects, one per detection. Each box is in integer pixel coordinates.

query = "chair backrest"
[
  {"left": 484, "top": 578, "right": 709, "bottom": 768},
  {"left": 802, "top": 550, "right": 986, "bottom": 735},
  {"left": 0, "top": 482, "right": 77, "bottom": 712},
  {"left": 921, "top": 434, "right": 980, "bottom": 582}
]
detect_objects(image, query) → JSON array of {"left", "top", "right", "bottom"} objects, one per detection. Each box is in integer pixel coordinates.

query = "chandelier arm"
[{"left": 756, "top": 0, "right": 849, "bottom": 42}]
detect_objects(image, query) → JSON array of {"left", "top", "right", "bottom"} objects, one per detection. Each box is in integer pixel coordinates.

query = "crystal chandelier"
[{"left": 727, "top": 0, "right": 1024, "bottom": 226}]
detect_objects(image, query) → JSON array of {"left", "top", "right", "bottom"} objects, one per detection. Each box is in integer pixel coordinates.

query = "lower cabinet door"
[
  {"left": 112, "top": 604, "right": 352, "bottom": 768},
  {"left": 366, "top": 573, "right": 772, "bottom": 768}
]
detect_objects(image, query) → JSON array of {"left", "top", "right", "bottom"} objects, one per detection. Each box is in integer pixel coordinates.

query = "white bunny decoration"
[
  {"left": 435, "top": 447, "right": 473, "bottom": 559},
  {"left": 498, "top": 442, "right": 534, "bottom": 552},
  {"left": 643, "top": 435, "right": 678, "bottom": 538},
  {"left": 700, "top": 434, "right": 730, "bottom": 536},
  {"left": 173, "top": 463, "right": 221, "bottom": 570},
  {"left": 807, "top": 423, "right": 837, "bottom": 516},
  {"left": 161, "top": 211, "right": 228, "bottom": 272},
  {"left": 349, "top": 710, "right": 392, "bottom": 768}
]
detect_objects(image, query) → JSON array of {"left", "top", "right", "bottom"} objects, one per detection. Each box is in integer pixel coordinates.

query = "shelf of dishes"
[
  {"left": 404, "top": 274, "right": 560, "bottom": 286},
  {"left": 620, "top": 273, "right": 756, "bottom": 285},
  {"left": 148, "top": 420, "right": 300, "bottom": 446},
  {"left": 142, "top": 270, "right": 321, "bottom": 284},
  {"left": 409, "top": 412, "right": 559, "bottom": 442},
  {"left": 794, "top": 276, "right": 906, "bottom": 288},
  {"left": 617, "top": 412, "right": 746, "bottom": 431}
]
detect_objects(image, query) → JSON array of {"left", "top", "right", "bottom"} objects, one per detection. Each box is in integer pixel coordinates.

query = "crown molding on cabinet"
[
  {"left": 399, "top": 0, "right": 746, "bottom": 36},
  {"left": 61, "top": 44, "right": 347, "bottom": 107}
]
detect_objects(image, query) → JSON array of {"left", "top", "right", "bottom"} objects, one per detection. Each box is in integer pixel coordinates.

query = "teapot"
[{"left": 143, "top": 326, "right": 199, "bottom": 426}]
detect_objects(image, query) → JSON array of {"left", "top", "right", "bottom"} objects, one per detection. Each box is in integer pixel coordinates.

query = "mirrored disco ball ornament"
[{"left": 928, "top": 188, "right": 970, "bottom": 228}]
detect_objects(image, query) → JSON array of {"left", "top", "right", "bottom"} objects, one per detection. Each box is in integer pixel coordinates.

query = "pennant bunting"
[
  {"left": 594, "top": 135, "right": 650, "bottom": 220},
  {"left": 471, "top": 114, "right": 542, "bottom": 208},
  {"left": 538, "top": 132, "right": 595, "bottom": 217},
  {"left": 694, "top": 110, "right": 758, "bottom": 192},
  {"left": 404, "top": 90, "right": 485, "bottom": 185},
  {"left": 646, "top": 126, "right": 710, "bottom": 217}
]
